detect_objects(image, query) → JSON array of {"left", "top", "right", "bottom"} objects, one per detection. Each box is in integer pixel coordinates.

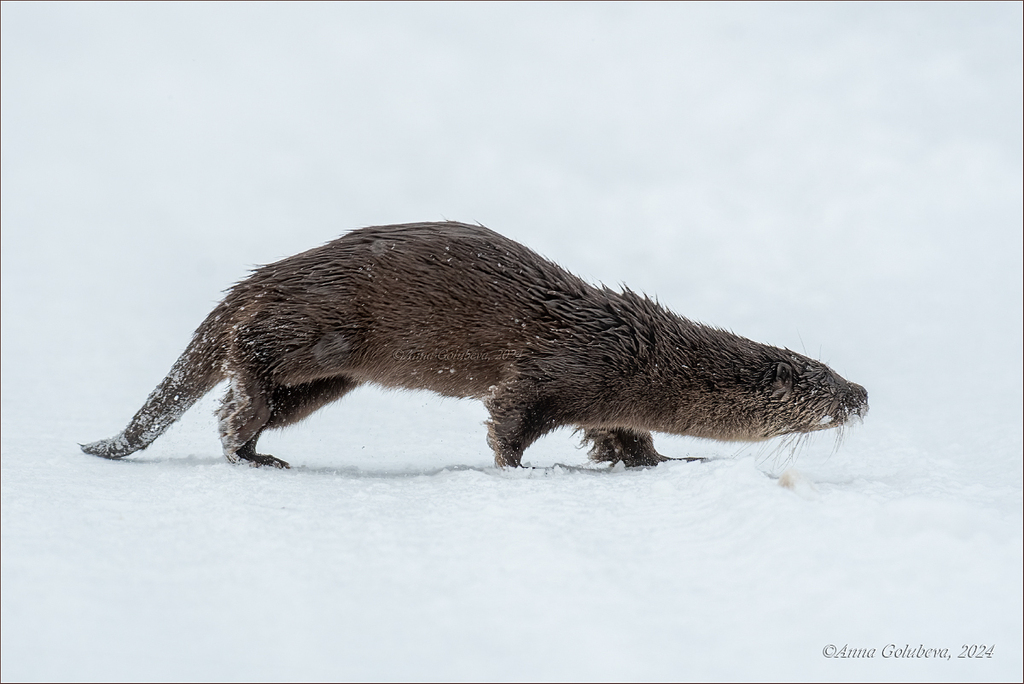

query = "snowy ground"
[{"left": 2, "top": 4, "right": 1021, "bottom": 682}]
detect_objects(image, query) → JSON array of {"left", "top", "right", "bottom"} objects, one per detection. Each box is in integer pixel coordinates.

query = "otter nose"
[{"left": 849, "top": 383, "right": 869, "bottom": 417}]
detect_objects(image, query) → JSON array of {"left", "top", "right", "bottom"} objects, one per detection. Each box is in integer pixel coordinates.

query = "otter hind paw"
[
  {"left": 233, "top": 440, "right": 290, "bottom": 469},
  {"left": 239, "top": 451, "right": 290, "bottom": 469}
]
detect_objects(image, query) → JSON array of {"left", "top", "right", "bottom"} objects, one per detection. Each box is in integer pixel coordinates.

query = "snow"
[{"left": 2, "top": 3, "right": 1021, "bottom": 681}]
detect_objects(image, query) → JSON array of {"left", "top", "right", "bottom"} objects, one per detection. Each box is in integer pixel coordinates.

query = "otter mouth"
[
  {"left": 802, "top": 392, "right": 869, "bottom": 433},
  {"left": 803, "top": 414, "right": 859, "bottom": 433}
]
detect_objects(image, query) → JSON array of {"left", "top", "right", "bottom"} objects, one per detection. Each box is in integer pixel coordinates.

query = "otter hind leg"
[
  {"left": 583, "top": 428, "right": 667, "bottom": 468},
  {"left": 216, "top": 374, "right": 276, "bottom": 466},
  {"left": 217, "top": 374, "right": 359, "bottom": 469}
]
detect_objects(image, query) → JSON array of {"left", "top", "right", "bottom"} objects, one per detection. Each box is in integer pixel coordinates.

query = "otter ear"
[{"left": 772, "top": 362, "right": 793, "bottom": 399}]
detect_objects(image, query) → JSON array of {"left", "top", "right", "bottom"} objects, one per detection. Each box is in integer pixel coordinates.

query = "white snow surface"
[{"left": 2, "top": 4, "right": 1021, "bottom": 682}]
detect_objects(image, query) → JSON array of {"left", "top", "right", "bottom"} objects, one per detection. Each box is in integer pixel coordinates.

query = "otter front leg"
[
  {"left": 485, "top": 383, "right": 562, "bottom": 468},
  {"left": 216, "top": 375, "right": 290, "bottom": 469},
  {"left": 583, "top": 428, "right": 667, "bottom": 468}
]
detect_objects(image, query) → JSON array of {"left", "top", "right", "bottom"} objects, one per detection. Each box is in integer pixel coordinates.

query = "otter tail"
[{"left": 81, "top": 312, "right": 227, "bottom": 460}]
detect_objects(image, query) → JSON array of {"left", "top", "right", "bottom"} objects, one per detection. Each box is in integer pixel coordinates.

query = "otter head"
[
  {"left": 661, "top": 324, "right": 869, "bottom": 445},
  {"left": 754, "top": 352, "right": 868, "bottom": 439}
]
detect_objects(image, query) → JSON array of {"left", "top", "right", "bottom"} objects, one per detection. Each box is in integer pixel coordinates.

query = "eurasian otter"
[{"left": 82, "top": 222, "right": 868, "bottom": 469}]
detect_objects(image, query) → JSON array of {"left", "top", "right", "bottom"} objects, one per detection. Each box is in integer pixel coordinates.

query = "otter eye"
[{"left": 772, "top": 362, "right": 793, "bottom": 399}]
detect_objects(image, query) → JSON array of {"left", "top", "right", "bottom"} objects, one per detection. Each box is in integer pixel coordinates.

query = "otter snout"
[
  {"left": 846, "top": 382, "right": 869, "bottom": 421},
  {"left": 825, "top": 380, "right": 868, "bottom": 428}
]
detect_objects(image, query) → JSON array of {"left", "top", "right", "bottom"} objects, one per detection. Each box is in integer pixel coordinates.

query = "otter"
[{"left": 82, "top": 222, "right": 868, "bottom": 469}]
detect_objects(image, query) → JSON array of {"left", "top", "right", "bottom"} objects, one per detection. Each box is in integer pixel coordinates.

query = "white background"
[{"left": 2, "top": 3, "right": 1021, "bottom": 681}]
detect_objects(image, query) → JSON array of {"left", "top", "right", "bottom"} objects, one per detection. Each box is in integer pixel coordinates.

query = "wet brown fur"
[{"left": 82, "top": 222, "right": 868, "bottom": 469}]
